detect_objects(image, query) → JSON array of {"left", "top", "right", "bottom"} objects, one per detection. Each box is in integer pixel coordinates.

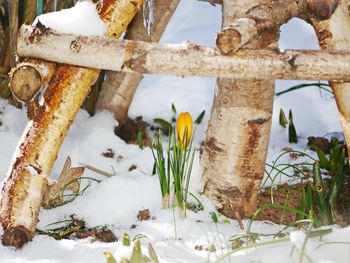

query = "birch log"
[
  {"left": 96, "top": 0, "right": 180, "bottom": 123},
  {"left": 201, "top": 0, "right": 279, "bottom": 219},
  {"left": 308, "top": 0, "right": 350, "bottom": 158},
  {"left": 217, "top": 0, "right": 306, "bottom": 54},
  {"left": 16, "top": 26, "right": 350, "bottom": 81},
  {"left": 0, "top": 0, "right": 143, "bottom": 248},
  {"left": 9, "top": 59, "right": 56, "bottom": 102}
]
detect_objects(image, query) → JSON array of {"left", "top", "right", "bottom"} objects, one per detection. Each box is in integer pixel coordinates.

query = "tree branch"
[
  {"left": 217, "top": 0, "right": 306, "bottom": 54},
  {"left": 17, "top": 25, "right": 350, "bottom": 81}
]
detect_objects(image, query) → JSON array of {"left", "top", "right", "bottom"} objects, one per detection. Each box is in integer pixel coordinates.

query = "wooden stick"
[
  {"left": 17, "top": 25, "right": 350, "bottom": 81},
  {"left": 217, "top": 0, "right": 306, "bottom": 54},
  {"left": 0, "top": 0, "right": 144, "bottom": 248},
  {"left": 8, "top": 0, "right": 19, "bottom": 67},
  {"left": 96, "top": 0, "right": 180, "bottom": 123}
]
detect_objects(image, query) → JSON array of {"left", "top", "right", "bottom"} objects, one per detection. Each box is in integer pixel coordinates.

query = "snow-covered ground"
[{"left": 0, "top": 0, "right": 349, "bottom": 262}]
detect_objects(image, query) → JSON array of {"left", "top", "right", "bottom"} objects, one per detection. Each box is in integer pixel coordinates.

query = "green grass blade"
[
  {"left": 279, "top": 109, "right": 288, "bottom": 128},
  {"left": 194, "top": 110, "right": 205, "bottom": 124},
  {"left": 130, "top": 240, "right": 142, "bottom": 263}
]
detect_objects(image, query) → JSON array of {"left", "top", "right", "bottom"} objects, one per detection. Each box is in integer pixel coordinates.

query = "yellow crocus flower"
[{"left": 176, "top": 112, "right": 193, "bottom": 148}]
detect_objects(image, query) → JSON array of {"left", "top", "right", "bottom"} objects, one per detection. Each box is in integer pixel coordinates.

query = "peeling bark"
[
  {"left": 308, "top": 0, "right": 350, "bottom": 159},
  {"left": 217, "top": 0, "right": 306, "bottom": 54},
  {"left": 96, "top": 0, "right": 180, "bottom": 123},
  {"left": 0, "top": 0, "right": 143, "bottom": 248},
  {"left": 1, "top": 65, "right": 99, "bottom": 247},
  {"left": 17, "top": 25, "right": 350, "bottom": 81},
  {"left": 201, "top": 0, "right": 278, "bottom": 219},
  {"left": 9, "top": 59, "right": 56, "bottom": 102}
]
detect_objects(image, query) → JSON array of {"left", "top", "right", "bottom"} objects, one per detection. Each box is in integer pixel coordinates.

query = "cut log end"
[
  {"left": 1, "top": 225, "right": 33, "bottom": 249},
  {"left": 10, "top": 66, "right": 42, "bottom": 102},
  {"left": 216, "top": 28, "right": 242, "bottom": 55}
]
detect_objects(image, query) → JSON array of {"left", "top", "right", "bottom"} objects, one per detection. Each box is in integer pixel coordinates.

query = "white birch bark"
[
  {"left": 309, "top": 0, "right": 350, "bottom": 158},
  {"left": 96, "top": 0, "right": 180, "bottom": 123},
  {"left": 201, "top": 0, "right": 278, "bottom": 218},
  {"left": 16, "top": 25, "right": 350, "bottom": 81}
]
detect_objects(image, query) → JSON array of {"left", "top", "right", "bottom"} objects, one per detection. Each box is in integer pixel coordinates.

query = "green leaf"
[
  {"left": 288, "top": 110, "right": 298, "bottom": 143},
  {"left": 122, "top": 232, "right": 131, "bottom": 246},
  {"left": 288, "top": 120, "right": 298, "bottom": 143},
  {"left": 194, "top": 110, "right": 206, "bottom": 125},
  {"left": 152, "top": 162, "right": 156, "bottom": 175},
  {"left": 288, "top": 110, "right": 293, "bottom": 121},
  {"left": 211, "top": 212, "right": 219, "bottom": 223},
  {"left": 275, "top": 82, "right": 332, "bottom": 97},
  {"left": 137, "top": 129, "right": 144, "bottom": 150},
  {"left": 222, "top": 219, "right": 231, "bottom": 224},
  {"left": 313, "top": 162, "right": 334, "bottom": 225},
  {"left": 148, "top": 243, "right": 160, "bottom": 263},
  {"left": 104, "top": 252, "right": 118, "bottom": 263},
  {"left": 130, "top": 240, "right": 142, "bottom": 263},
  {"left": 316, "top": 149, "right": 329, "bottom": 170},
  {"left": 153, "top": 118, "right": 173, "bottom": 135},
  {"left": 171, "top": 103, "right": 177, "bottom": 114},
  {"left": 279, "top": 109, "right": 288, "bottom": 128}
]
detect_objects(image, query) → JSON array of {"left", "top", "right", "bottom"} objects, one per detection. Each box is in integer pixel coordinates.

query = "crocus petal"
[{"left": 176, "top": 112, "right": 193, "bottom": 148}]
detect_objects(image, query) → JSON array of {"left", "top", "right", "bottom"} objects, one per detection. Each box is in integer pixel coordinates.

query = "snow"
[
  {"left": 0, "top": 0, "right": 349, "bottom": 262},
  {"left": 35, "top": 0, "right": 106, "bottom": 36}
]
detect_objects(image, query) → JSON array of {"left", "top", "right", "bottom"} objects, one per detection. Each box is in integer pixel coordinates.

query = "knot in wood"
[{"left": 70, "top": 40, "right": 81, "bottom": 53}]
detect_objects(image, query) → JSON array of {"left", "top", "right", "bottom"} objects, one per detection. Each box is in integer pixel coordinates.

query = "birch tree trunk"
[
  {"left": 308, "top": 0, "right": 350, "bottom": 157},
  {"left": 96, "top": 0, "right": 180, "bottom": 123},
  {"left": 0, "top": 0, "right": 143, "bottom": 248},
  {"left": 201, "top": 0, "right": 279, "bottom": 219}
]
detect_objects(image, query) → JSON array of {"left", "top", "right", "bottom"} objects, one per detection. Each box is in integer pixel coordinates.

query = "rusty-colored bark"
[{"left": 0, "top": 0, "right": 144, "bottom": 248}]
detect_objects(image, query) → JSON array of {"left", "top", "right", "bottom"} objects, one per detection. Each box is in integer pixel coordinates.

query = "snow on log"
[
  {"left": 201, "top": 0, "right": 279, "bottom": 219},
  {"left": 216, "top": 0, "right": 306, "bottom": 54},
  {"left": 309, "top": 0, "right": 350, "bottom": 159},
  {"left": 9, "top": 59, "right": 56, "bottom": 102},
  {"left": 16, "top": 24, "right": 350, "bottom": 81},
  {"left": 96, "top": 0, "right": 180, "bottom": 123},
  {"left": 0, "top": 0, "right": 144, "bottom": 248}
]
